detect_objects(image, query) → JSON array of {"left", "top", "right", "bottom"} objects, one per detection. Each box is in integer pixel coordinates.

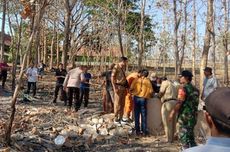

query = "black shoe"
[
  {"left": 53, "top": 99, "right": 57, "bottom": 103},
  {"left": 136, "top": 131, "right": 141, "bottom": 136},
  {"left": 142, "top": 131, "right": 150, "bottom": 137}
]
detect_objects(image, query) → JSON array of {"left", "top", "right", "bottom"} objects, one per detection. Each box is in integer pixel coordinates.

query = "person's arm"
[
  {"left": 158, "top": 81, "right": 167, "bottom": 98},
  {"left": 129, "top": 78, "right": 138, "bottom": 94},
  {"left": 35, "top": 68, "right": 39, "bottom": 80},
  {"left": 169, "top": 87, "right": 186, "bottom": 121},
  {"left": 80, "top": 73, "right": 86, "bottom": 83},
  {"left": 63, "top": 73, "right": 70, "bottom": 91},
  {"left": 26, "top": 68, "right": 30, "bottom": 78},
  {"left": 111, "top": 67, "right": 118, "bottom": 93},
  {"left": 213, "top": 78, "right": 218, "bottom": 89},
  {"left": 148, "top": 79, "right": 154, "bottom": 98},
  {"left": 201, "top": 79, "right": 206, "bottom": 100}
]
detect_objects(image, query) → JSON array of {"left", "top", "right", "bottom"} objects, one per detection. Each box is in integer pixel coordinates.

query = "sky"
[{"left": 0, "top": 0, "right": 208, "bottom": 35}]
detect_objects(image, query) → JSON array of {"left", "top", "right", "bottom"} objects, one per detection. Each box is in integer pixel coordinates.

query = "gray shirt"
[
  {"left": 203, "top": 76, "right": 218, "bottom": 99},
  {"left": 183, "top": 137, "right": 230, "bottom": 152}
]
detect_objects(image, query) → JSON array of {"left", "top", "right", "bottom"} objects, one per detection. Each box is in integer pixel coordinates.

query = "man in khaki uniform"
[
  {"left": 158, "top": 77, "right": 177, "bottom": 143},
  {"left": 111, "top": 57, "right": 128, "bottom": 124}
]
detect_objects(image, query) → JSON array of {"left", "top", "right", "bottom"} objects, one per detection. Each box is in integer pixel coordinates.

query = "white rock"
[{"left": 92, "top": 118, "right": 99, "bottom": 124}]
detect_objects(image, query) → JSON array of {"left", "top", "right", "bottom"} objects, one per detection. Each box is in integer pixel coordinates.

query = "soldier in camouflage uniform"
[{"left": 169, "top": 70, "right": 199, "bottom": 150}]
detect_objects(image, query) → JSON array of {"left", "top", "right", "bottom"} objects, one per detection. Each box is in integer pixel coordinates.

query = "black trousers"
[
  {"left": 79, "top": 88, "right": 90, "bottom": 108},
  {"left": 0, "top": 73, "right": 7, "bottom": 89},
  {"left": 54, "top": 83, "right": 67, "bottom": 103},
  {"left": 67, "top": 87, "right": 80, "bottom": 110},
  {"left": 27, "top": 82, "right": 36, "bottom": 96}
]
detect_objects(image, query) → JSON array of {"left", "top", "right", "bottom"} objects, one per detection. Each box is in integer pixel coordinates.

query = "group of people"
[
  {"left": 98, "top": 57, "right": 230, "bottom": 152},
  {"left": 25, "top": 62, "right": 94, "bottom": 112},
  {"left": 1, "top": 56, "right": 229, "bottom": 152}
]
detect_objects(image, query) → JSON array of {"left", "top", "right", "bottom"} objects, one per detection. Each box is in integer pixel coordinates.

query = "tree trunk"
[
  {"left": 117, "top": 0, "right": 124, "bottom": 57},
  {"left": 163, "top": 51, "right": 166, "bottom": 77},
  {"left": 56, "top": 32, "right": 59, "bottom": 66},
  {"left": 50, "top": 23, "right": 56, "bottom": 69},
  {"left": 211, "top": 6, "right": 216, "bottom": 75},
  {"left": 5, "top": 1, "right": 47, "bottom": 144},
  {"left": 138, "top": 0, "right": 146, "bottom": 70},
  {"left": 179, "top": 0, "right": 187, "bottom": 74},
  {"left": 0, "top": 0, "right": 6, "bottom": 60},
  {"left": 62, "top": 0, "right": 71, "bottom": 69},
  {"left": 12, "top": 19, "right": 22, "bottom": 91},
  {"left": 200, "top": 0, "right": 214, "bottom": 90},
  {"left": 43, "top": 30, "right": 47, "bottom": 65},
  {"left": 173, "top": 0, "right": 180, "bottom": 79},
  {"left": 223, "top": 0, "right": 229, "bottom": 86},
  {"left": 38, "top": 40, "right": 41, "bottom": 64},
  {"left": 34, "top": 28, "right": 41, "bottom": 64},
  {"left": 192, "top": 0, "right": 197, "bottom": 84}
]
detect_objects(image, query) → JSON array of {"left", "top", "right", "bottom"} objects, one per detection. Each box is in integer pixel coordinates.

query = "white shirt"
[
  {"left": 183, "top": 137, "right": 230, "bottom": 152},
  {"left": 26, "top": 67, "right": 38, "bottom": 82},
  {"left": 203, "top": 76, "right": 218, "bottom": 99},
  {"left": 63, "top": 67, "right": 82, "bottom": 88}
]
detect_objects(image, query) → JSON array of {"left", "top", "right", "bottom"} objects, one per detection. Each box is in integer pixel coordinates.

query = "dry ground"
[{"left": 0, "top": 72, "right": 207, "bottom": 152}]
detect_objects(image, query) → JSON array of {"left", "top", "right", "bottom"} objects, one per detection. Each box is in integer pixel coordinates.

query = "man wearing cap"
[
  {"left": 158, "top": 77, "right": 177, "bottom": 143},
  {"left": 184, "top": 87, "right": 230, "bottom": 152},
  {"left": 169, "top": 70, "right": 199, "bottom": 150},
  {"left": 201, "top": 67, "right": 218, "bottom": 100},
  {"left": 111, "top": 57, "right": 128, "bottom": 125}
]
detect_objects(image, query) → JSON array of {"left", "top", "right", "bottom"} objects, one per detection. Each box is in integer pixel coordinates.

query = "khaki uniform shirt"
[
  {"left": 111, "top": 64, "right": 126, "bottom": 85},
  {"left": 159, "top": 80, "right": 177, "bottom": 103}
]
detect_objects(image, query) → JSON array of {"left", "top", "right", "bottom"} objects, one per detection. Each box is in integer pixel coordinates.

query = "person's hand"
[{"left": 64, "top": 86, "right": 67, "bottom": 92}]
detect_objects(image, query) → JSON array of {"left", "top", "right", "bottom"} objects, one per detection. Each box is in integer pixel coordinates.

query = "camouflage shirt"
[{"left": 177, "top": 83, "right": 199, "bottom": 148}]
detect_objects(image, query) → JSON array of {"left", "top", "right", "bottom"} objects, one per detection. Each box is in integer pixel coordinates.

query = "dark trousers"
[
  {"left": 134, "top": 96, "right": 147, "bottom": 134},
  {"left": 0, "top": 73, "right": 7, "bottom": 89},
  {"left": 27, "top": 82, "right": 36, "bottom": 96},
  {"left": 105, "top": 89, "right": 114, "bottom": 113},
  {"left": 54, "top": 83, "right": 67, "bottom": 104},
  {"left": 79, "top": 87, "right": 90, "bottom": 108},
  {"left": 67, "top": 87, "right": 80, "bottom": 110}
]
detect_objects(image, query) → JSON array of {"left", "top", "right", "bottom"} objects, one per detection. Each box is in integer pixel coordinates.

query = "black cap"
[
  {"left": 205, "top": 87, "right": 230, "bottom": 126},
  {"left": 204, "top": 67, "right": 212, "bottom": 73},
  {"left": 141, "top": 69, "right": 149, "bottom": 77},
  {"left": 180, "top": 70, "right": 193, "bottom": 78},
  {"left": 120, "top": 56, "right": 128, "bottom": 62}
]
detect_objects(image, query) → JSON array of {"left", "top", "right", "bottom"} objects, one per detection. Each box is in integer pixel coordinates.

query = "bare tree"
[
  {"left": 62, "top": 0, "right": 78, "bottom": 68},
  {"left": 200, "top": 0, "right": 214, "bottom": 89},
  {"left": 50, "top": 22, "right": 56, "bottom": 69},
  {"left": 192, "top": 0, "right": 197, "bottom": 84},
  {"left": 173, "top": 0, "right": 181, "bottom": 79},
  {"left": 0, "top": 0, "right": 7, "bottom": 60},
  {"left": 137, "top": 0, "right": 146, "bottom": 69},
  {"left": 117, "top": 0, "right": 124, "bottom": 57},
  {"left": 179, "top": 0, "right": 188, "bottom": 74},
  {"left": 211, "top": 5, "right": 216, "bottom": 75},
  {"left": 5, "top": 0, "right": 49, "bottom": 145},
  {"left": 223, "top": 0, "right": 229, "bottom": 86}
]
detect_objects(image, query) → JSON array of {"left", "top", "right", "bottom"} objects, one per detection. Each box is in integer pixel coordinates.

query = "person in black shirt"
[
  {"left": 100, "top": 63, "right": 115, "bottom": 113},
  {"left": 53, "top": 63, "right": 67, "bottom": 105},
  {"left": 0, "top": 59, "right": 10, "bottom": 89}
]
